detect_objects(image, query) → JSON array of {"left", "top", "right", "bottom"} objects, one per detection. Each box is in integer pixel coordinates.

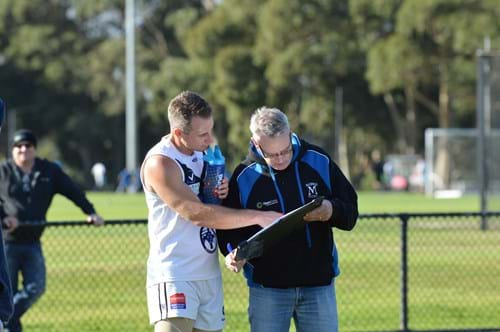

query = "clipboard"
[{"left": 235, "top": 196, "right": 324, "bottom": 260}]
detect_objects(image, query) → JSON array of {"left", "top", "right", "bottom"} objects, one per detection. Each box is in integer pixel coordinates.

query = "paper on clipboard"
[{"left": 235, "top": 196, "right": 324, "bottom": 260}]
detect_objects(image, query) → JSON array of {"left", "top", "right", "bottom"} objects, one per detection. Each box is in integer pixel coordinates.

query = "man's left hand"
[
  {"left": 215, "top": 177, "right": 229, "bottom": 200},
  {"left": 303, "top": 200, "right": 333, "bottom": 222}
]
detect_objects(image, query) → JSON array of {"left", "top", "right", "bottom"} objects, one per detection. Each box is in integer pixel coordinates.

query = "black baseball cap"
[{"left": 11, "top": 129, "right": 37, "bottom": 148}]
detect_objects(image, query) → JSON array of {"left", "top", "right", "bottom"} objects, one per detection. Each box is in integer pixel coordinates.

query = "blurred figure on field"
[
  {"left": 383, "top": 159, "right": 395, "bottom": 189},
  {"left": 0, "top": 129, "right": 104, "bottom": 332},
  {"left": 409, "top": 158, "right": 425, "bottom": 192},
  {"left": 91, "top": 162, "right": 106, "bottom": 190},
  {"left": 116, "top": 168, "right": 131, "bottom": 192},
  {"left": 370, "top": 149, "right": 385, "bottom": 190},
  {"left": 390, "top": 174, "right": 408, "bottom": 191},
  {"left": 116, "top": 168, "right": 142, "bottom": 193}
]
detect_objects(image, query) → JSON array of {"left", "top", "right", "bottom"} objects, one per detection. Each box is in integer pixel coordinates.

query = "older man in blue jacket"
[{"left": 218, "top": 107, "right": 358, "bottom": 332}]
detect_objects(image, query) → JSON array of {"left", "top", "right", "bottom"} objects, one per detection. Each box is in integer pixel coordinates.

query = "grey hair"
[{"left": 250, "top": 107, "right": 290, "bottom": 138}]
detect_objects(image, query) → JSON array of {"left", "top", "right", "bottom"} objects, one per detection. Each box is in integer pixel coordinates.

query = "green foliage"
[
  {"left": 366, "top": 35, "right": 425, "bottom": 94},
  {"left": 85, "top": 38, "right": 125, "bottom": 114},
  {"left": 2, "top": 0, "right": 500, "bottom": 186},
  {"left": 212, "top": 46, "right": 266, "bottom": 160},
  {"left": 184, "top": 0, "right": 260, "bottom": 58}
]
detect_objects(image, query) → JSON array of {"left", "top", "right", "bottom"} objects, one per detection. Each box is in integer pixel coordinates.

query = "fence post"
[
  {"left": 476, "top": 50, "right": 490, "bottom": 231},
  {"left": 400, "top": 214, "right": 409, "bottom": 332}
]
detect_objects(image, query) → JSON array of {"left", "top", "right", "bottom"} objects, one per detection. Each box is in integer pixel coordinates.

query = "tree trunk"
[
  {"left": 404, "top": 84, "right": 417, "bottom": 154},
  {"left": 435, "top": 62, "right": 451, "bottom": 187},
  {"left": 384, "top": 93, "right": 407, "bottom": 153}
]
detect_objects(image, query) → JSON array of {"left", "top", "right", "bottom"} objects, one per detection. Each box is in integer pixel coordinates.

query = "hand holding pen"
[{"left": 225, "top": 243, "right": 247, "bottom": 273}]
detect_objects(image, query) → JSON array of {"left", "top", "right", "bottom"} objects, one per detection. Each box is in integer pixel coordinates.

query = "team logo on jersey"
[
  {"left": 200, "top": 227, "right": 217, "bottom": 253},
  {"left": 306, "top": 182, "right": 319, "bottom": 198},
  {"left": 170, "top": 293, "right": 186, "bottom": 310},
  {"left": 177, "top": 160, "right": 201, "bottom": 194}
]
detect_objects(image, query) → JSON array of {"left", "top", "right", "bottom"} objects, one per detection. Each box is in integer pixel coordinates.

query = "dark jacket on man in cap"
[{"left": 0, "top": 158, "right": 96, "bottom": 243}]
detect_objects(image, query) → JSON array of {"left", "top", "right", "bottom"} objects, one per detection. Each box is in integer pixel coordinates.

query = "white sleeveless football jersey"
[{"left": 141, "top": 135, "right": 220, "bottom": 286}]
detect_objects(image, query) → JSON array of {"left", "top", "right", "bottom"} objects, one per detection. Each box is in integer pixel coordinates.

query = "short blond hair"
[{"left": 167, "top": 91, "right": 212, "bottom": 133}]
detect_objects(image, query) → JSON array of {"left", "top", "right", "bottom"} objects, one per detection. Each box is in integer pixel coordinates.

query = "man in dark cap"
[
  {"left": 0, "top": 129, "right": 104, "bottom": 332},
  {"left": 0, "top": 98, "right": 13, "bottom": 332}
]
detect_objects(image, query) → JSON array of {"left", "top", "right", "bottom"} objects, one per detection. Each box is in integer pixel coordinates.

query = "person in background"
[
  {"left": 115, "top": 168, "right": 131, "bottom": 192},
  {"left": 91, "top": 162, "right": 107, "bottom": 190},
  {"left": 0, "top": 129, "right": 104, "bottom": 332},
  {"left": 218, "top": 107, "right": 358, "bottom": 332},
  {"left": 370, "top": 149, "right": 385, "bottom": 190},
  {"left": 0, "top": 98, "right": 13, "bottom": 331},
  {"left": 140, "top": 91, "right": 281, "bottom": 332}
]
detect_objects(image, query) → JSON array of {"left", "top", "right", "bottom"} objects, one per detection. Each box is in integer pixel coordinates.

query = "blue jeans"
[
  {"left": 5, "top": 242, "right": 46, "bottom": 332},
  {"left": 248, "top": 282, "right": 338, "bottom": 332}
]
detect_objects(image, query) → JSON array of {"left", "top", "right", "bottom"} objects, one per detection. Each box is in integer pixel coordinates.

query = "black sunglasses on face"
[{"left": 14, "top": 143, "right": 34, "bottom": 149}]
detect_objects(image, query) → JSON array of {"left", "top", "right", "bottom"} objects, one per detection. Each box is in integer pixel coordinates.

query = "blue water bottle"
[{"left": 201, "top": 145, "right": 225, "bottom": 204}]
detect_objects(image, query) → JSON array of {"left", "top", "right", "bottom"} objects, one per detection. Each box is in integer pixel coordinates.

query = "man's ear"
[
  {"left": 250, "top": 137, "right": 257, "bottom": 147},
  {"left": 172, "top": 127, "right": 183, "bottom": 138},
  {"left": 250, "top": 137, "right": 265, "bottom": 159}
]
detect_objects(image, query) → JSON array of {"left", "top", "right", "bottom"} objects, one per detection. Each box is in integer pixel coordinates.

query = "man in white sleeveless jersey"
[{"left": 141, "top": 91, "right": 281, "bottom": 332}]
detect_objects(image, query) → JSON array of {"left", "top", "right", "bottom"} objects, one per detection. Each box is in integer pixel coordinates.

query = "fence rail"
[{"left": 4, "top": 212, "right": 500, "bottom": 332}]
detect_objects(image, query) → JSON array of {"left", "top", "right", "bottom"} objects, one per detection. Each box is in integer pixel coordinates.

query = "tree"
[
  {"left": 353, "top": 0, "right": 500, "bottom": 152},
  {"left": 353, "top": 0, "right": 500, "bottom": 185}
]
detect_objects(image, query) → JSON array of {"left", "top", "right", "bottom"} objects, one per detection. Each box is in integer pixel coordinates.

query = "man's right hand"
[
  {"left": 225, "top": 249, "right": 246, "bottom": 273},
  {"left": 2, "top": 216, "right": 19, "bottom": 232}
]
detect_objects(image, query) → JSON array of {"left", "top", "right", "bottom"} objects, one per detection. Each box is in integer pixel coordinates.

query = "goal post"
[{"left": 424, "top": 128, "right": 500, "bottom": 202}]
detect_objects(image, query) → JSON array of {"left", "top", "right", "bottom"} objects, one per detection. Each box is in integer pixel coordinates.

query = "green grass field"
[
  {"left": 46, "top": 191, "right": 498, "bottom": 221},
  {"left": 17, "top": 191, "right": 500, "bottom": 331}
]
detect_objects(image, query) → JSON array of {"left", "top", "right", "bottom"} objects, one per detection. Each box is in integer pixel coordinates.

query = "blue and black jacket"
[{"left": 217, "top": 133, "right": 358, "bottom": 288}]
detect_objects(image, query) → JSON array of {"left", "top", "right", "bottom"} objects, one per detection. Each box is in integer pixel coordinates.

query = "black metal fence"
[{"left": 4, "top": 213, "right": 500, "bottom": 332}]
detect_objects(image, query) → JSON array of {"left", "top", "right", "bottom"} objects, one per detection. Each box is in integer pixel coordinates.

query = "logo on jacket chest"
[
  {"left": 305, "top": 182, "right": 319, "bottom": 198},
  {"left": 256, "top": 199, "right": 279, "bottom": 209}
]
